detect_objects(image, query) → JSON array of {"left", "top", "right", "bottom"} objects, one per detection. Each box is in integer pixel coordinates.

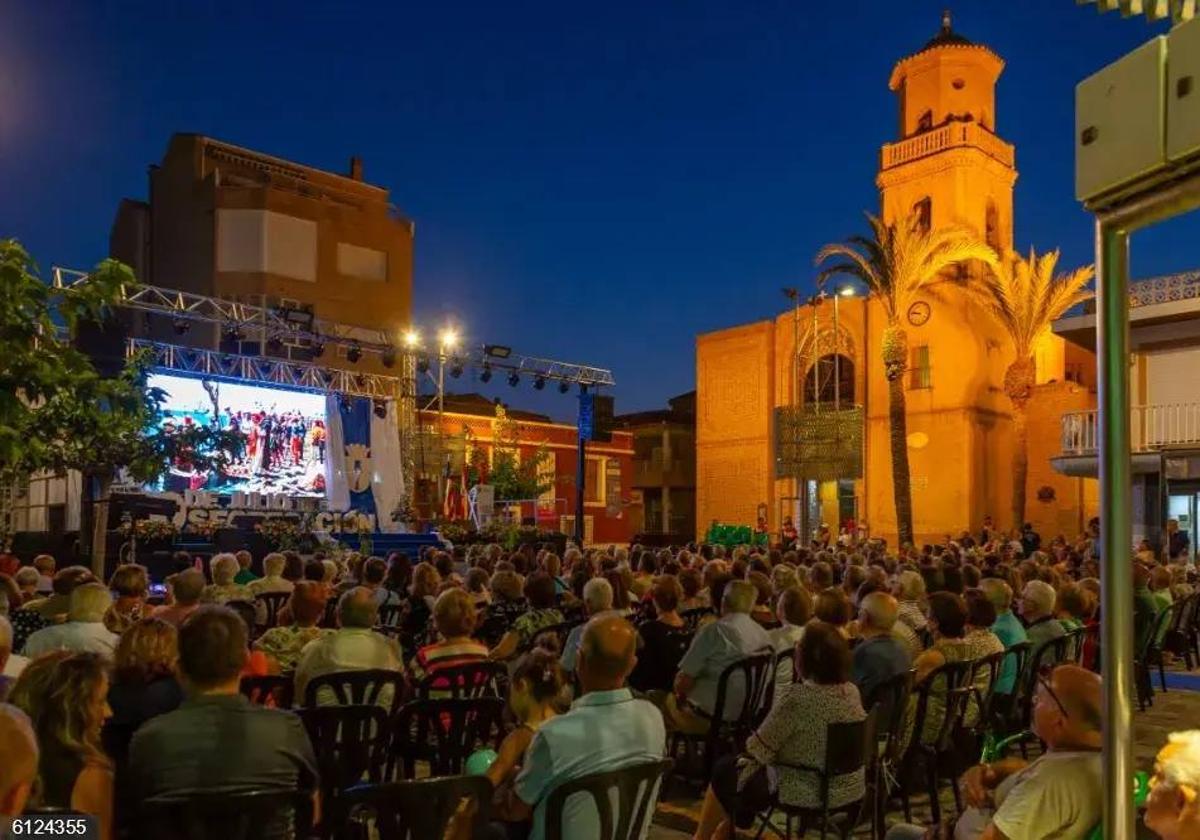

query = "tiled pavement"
[{"left": 647, "top": 675, "right": 1200, "bottom": 839}]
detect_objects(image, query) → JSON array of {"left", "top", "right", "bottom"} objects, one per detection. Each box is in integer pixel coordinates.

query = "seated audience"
[
  {"left": 253, "top": 581, "right": 331, "bottom": 674},
  {"left": 294, "top": 587, "right": 401, "bottom": 706},
  {"left": 1020, "top": 579, "right": 1068, "bottom": 664},
  {"left": 851, "top": 591, "right": 911, "bottom": 705},
  {"left": 490, "top": 573, "right": 563, "bottom": 661},
  {"left": 33, "top": 554, "right": 56, "bottom": 594},
  {"left": 408, "top": 588, "right": 489, "bottom": 687},
  {"left": 127, "top": 606, "right": 317, "bottom": 817},
  {"left": 981, "top": 578, "right": 1026, "bottom": 698},
  {"left": 1134, "top": 564, "right": 1162, "bottom": 653},
  {"left": 0, "top": 703, "right": 38, "bottom": 821},
  {"left": 9, "top": 651, "right": 114, "bottom": 839},
  {"left": 696, "top": 621, "right": 866, "bottom": 838},
  {"left": 665, "top": 579, "right": 771, "bottom": 733},
  {"left": 486, "top": 649, "right": 563, "bottom": 796},
  {"left": 104, "top": 564, "right": 149, "bottom": 634},
  {"left": 361, "top": 556, "right": 402, "bottom": 608},
  {"left": 12, "top": 566, "right": 95, "bottom": 651},
  {"left": 233, "top": 549, "right": 258, "bottom": 585},
  {"left": 1146, "top": 730, "right": 1200, "bottom": 840},
  {"left": 103, "top": 618, "right": 184, "bottom": 770},
  {"left": 200, "top": 553, "right": 254, "bottom": 605},
  {"left": 248, "top": 553, "right": 295, "bottom": 597},
  {"left": 464, "top": 568, "right": 491, "bottom": 610},
  {"left": 150, "top": 568, "right": 205, "bottom": 628},
  {"left": 560, "top": 577, "right": 618, "bottom": 676},
  {"left": 23, "top": 583, "right": 118, "bottom": 657},
  {"left": 885, "top": 664, "right": 1102, "bottom": 840},
  {"left": 1, "top": 616, "right": 27, "bottom": 698},
  {"left": 499, "top": 615, "right": 666, "bottom": 839},
  {"left": 893, "top": 570, "right": 928, "bottom": 633},
  {"left": 912, "top": 592, "right": 976, "bottom": 744},
  {"left": 814, "top": 588, "right": 854, "bottom": 638},
  {"left": 14, "top": 567, "right": 40, "bottom": 605},
  {"left": 768, "top": 587, "right": 811, "bottom": 690},
  {"left": 628, "top": 576, "right": 688, "bottom": 693}
]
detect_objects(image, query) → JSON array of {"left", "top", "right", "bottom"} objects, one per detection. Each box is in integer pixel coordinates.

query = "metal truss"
[
  {"left": 128, "top": 339, "right": 410, "bottom": 401},
  {"left": 469, "top": 351, "right": 615, "bottom": 387},
  {"left": 53, "top": 267, "right": 395, "bottom": 355}
]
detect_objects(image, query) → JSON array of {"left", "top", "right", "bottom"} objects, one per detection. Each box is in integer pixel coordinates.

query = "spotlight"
[
  {"left": 484, "top": 344, "right": 512, "bottom": 359},
  {"left": 347, "top": 343, "right": 362, "bottom": 364},
  {"left": 449, "top": 358, "right": 464, "bottom": 378},
  {"left": 266, "top": 334, "right": 283, "bottom": 354},
  {"left": 381, "top": 345, "right": 397, "bottom": 369},
  {"left": 223, "top": 324, "right": 243, "bottom": 343},
  {"left": 172, "top": 317, "right": 191, "bottom": 336},
  {"left": 312, "top": 337, "right": 326, "bottom": 357},
  {"left": 402, "top": 328, "right": 421, "bottom": 349},
  {"left": 558, "top": 380, "right": 570, "bottom": 394},
  {"left": 417, "top": 356, "right": 430, "bottom": 374},
  {"left": 480, "top": 364, "right": 492, "bottom": 384},
  {"left": 507, "top": 372, "right": 520, "bottom": 387},
  {"left": 534, "top": 375, "right": 546, "bottom": 391},
  {"left": 373, "top": 399, "right": 388, "bottom": 419}
]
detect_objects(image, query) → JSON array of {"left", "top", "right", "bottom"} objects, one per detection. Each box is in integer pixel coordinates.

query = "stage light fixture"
[
  {"left": 347, "top": 343, "right": 362, "bottom": 364},
  {"left": 265, "top": 335, "right": 283, "bottom": 354},
  {"left": 417, "top": 356, "right": 430, "bottom": 374},
  {"left": 373, "top": 399, "right": 388, "bottom": 419},
  {"left": 223, "top": 324, "right": 243, "bottom": 343},
  {"left": 480, "top": 364, "right": 492, "bottom": 383},
  {"left": 534, "top": 375, "right": 547, "bottom": 391},
  {"left": 312, "top": 337, "right": 327, "bottom": 357},
  {"left": 558, "top": 380, "right": 571, "bottom": 394},
  {"left": 484, "top": 344, "right": 512, "bottom": 359},
  {"left": 507, "top": 371, "right": 520, "bottom": 387},
  {"left": 381, "top": 345, "right": 397, "bottom": 368},
  {"left": 449, "top": 358, "right": 464, "bottom": 378},
  {"left": 403, "top": 328, "right": 421, "bottom": 349},
  {"left": 172, "top": 317, "right": 191, "bottom": 335}
]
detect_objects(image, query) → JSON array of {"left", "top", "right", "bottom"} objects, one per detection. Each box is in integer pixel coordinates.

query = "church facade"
[{"left": 696, "top": 15, "right": 1099, "bottom": 546}]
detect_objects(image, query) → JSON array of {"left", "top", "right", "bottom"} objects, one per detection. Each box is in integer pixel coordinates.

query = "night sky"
[{"left": 2, "top": 1, "right": 1195, "bottom": 421}]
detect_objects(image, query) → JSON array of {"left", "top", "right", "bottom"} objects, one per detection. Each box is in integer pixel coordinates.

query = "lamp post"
[{"left": 436, "top": 328, "right": 458, "bottom": 511}]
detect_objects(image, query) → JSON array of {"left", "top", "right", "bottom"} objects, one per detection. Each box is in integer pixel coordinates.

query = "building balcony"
[
  {"left": 1054, "top": 271, "right": 1200, "bottom": 352},
  {"left": 1060, "top": 403, "right": 1200, "bottom": 456},
  {"left": 880, "top": 121, "right": 1015, "bottom": 171}
]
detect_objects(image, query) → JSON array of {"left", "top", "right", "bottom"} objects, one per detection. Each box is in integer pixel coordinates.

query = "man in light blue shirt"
[
  {"left": 505, "top": 615, "right": 666, "bottom": 840},
  {"left": 982, "top": 578, "right": 1027, "bottom": 696},
  {"left": 560, "top": 577, "right": 619, "bottom": 675},
  {"left": 666, "top": 579, "right": 771, "bottom": 732}
]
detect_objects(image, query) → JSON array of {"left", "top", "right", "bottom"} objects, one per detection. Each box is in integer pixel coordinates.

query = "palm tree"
[
  {"left": 969, "top": 248, "right": 1094, "bottom": 529},
  {"left": 815, "top": 212, "right": 996, "bottom": 548}
]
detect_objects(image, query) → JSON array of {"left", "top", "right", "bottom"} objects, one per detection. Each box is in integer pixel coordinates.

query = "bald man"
[
  {"left": 0, "top": 703, "right": 38, "bottom": 819},
  {"left": 504, "top": 615, "right": 666, "bottom": 840},
  {"left": 886, "top": 664, "right": 1104, "bottom": 840},
  {"left": 851, "top": 592, "right": 911, "bottom": 704}
]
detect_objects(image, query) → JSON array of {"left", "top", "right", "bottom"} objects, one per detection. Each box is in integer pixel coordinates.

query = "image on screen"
[{"left": 145, "top": 373, "right": 328, "bottom": 498}]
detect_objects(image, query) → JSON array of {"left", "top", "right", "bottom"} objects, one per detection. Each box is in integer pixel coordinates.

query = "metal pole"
[
  {"left": 833, "top": 293, "right": 841, "bottom": 412},
  {"left": 1096, "top": 219, "right": 1134, "bottom": 840},
  {"left": 794, "top": 295, "right": 807, "bottom": 546},
  {"left": 575, "top": 385, "right": 588, "bottom": 545},
  {"left": 437, "top": 345, "right": 446, "bottom": 513}
]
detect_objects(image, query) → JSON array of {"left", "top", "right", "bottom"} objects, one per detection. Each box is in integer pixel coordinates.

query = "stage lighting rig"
[
  {"left": 558, "top": 380, "right": 571, "bottom": 394},
  {"left": 480, "top": 363, "right": 493, "bottom": 383},
  {"left": 449, "top": 358, "right": 464, "bottom": 378},
  {"left": 417, "top": 356, "right": 430, "bottom": 374},
  {"left": 346, "top": 343, "right": 362, "bottom": 364},
  {"left": 534, "top": 375, "right": 547, "bottom": 391},
  {"left": 172, "top": 317, "right": 190, "bottom": 336},
  {"left": 507, "top": 371, "right": 520, "bottom": 387},
  {"left": 381, "top": 345, "right": 397, "bottom": 368},
  {"left": 484, "top": 344, "right": 512, "bottom": 359}
]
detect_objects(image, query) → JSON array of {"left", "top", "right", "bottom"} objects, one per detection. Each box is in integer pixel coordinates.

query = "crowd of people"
[{"left": 0, "top": 519, "right": 1197, "bottom": 839}]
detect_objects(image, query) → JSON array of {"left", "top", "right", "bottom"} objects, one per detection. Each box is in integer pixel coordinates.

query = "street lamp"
[
  {"left": 435, "top": 326, "right": 461, "bottom": 508},
  {"left": 403, "top": 328, "right": 421, "bottom": 349}
]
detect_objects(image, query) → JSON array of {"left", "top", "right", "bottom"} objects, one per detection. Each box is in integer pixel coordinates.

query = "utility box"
[
  {"left": 1076, "top": 36, "right": 1167, "bottom": 202},
  {"left": 1168, "top": 16, "right": 1200, "bottom": 163}
]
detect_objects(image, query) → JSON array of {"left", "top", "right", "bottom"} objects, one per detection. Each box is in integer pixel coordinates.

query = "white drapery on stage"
[{"left": 323, "top": 395, "right": 405, "bottom": 532}]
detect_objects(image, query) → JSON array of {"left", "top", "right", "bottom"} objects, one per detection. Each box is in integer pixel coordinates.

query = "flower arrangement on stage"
[
  {"left": 436, "top": 519, "right": 475, "bottom": 544},
  {"left": 120, "top": 518, "right": 179, "bottom": 542},
  {"left": 255, "top": 517, "right": 306, "bottom": 550},
  {"left": 185, "top": 519, "right": 222, "bottom": 540}
]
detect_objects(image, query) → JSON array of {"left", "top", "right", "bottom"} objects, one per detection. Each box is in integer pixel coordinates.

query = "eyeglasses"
[{"left": 1036, "top": 673, "right": 1069, "bottom": 719}]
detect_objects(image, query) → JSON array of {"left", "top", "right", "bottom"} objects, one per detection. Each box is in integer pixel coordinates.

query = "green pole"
[{"left": 1096, "top": 219, "right": 1134, "bottom": 840}]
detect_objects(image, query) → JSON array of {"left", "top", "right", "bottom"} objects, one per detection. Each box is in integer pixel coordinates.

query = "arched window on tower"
[
  {"left": 804, "top": 354, "right": 855, "bottom": 407},
  {"left": 985, "top": 200, "right": 1000, "bottom": 251},
  {"left": 913, "top": 197, "right": 932, "bottom": 234}
]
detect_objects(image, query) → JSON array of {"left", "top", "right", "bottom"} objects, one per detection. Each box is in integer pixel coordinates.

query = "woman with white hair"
[
  {"left": 199, "top": 554, "right": 253, "bottom": 605},
  {"left": 892, "top": 569, "right": 928, "bottom": 633},
  {"left": 247, "top": 553, "right": 294, "bottom": 597},
  {"left": 1147, "top": 731, "right": 1200, "bottom": 839}
]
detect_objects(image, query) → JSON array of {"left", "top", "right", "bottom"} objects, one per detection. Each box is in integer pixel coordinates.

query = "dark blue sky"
[{"left": 2, "top": 1, "right": 1195, "bottom": 420}]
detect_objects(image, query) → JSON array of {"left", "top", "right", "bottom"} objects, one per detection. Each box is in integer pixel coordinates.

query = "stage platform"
[{"left": 331, "top": 532, "right": 444, "bottom": 555}]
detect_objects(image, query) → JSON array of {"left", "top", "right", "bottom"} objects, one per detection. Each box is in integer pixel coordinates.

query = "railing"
[
  {"left": 1060, "top": 403, "right": 1200, "bottom": 455},
  {"left": 880, "top": 121, "right": 1015, "bottom": 170}
]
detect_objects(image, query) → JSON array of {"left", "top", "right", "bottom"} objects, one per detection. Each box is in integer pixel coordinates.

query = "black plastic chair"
[
  {"left": 342, "top": 774, "right": 492, "bottom": 840},
  {"left": 377, "top": 603, "right": 403, "bottom": 629},
  {"left": 669, "top": 650, "right": 775, "bottom": 787},
  {"left": 543, "top": 758, "right": 673, "bottom": 840},
  {"left": 1136, "top": 601, "right": 1180, "bottom": 706},
  {"left": 136, "top": 788, "right": 313, "bottom": 840},
  {"left": 680, "top": 606, "right": 715, "bottom": 632},
  {"left": 965, "top": 650, "right": 1006, "bottom": 737},
  {"left": 897, "top": 660, "right": 974, "bottom": 825},
  {"left": 414, "top": 660, "right": 507, "bottom": 700},
  {"left": 255, "top": 591, "right": 291, "bottom": 630},
  {"left": 298, "top": 704, "right": 390, "bottom": 837},
  {"left": 1164, "top": 593, "right": 1198, "bottom": 670},
  {"left": 225, "top": 599, "right": 262, "bottom": 642},
  {"left": 320, "top": 596, "right": 340, "bottom": 629},
  {"left": 389, "top": 696, "right": 507, "bottom": 779},
  {"left": 753, "top": 709, "right": 878, "bottom": 840},
  {"left": 863, "top": 670, "right": 914, "bottom": 840},
  {"left": 473, "top": 612, "right": 510, "bottom": 648},
  {"left": 304, "top": 669, "right": 406, "bottom": 715},
  {"left": 241, "top": 674, "right": 296, "bottom": 708}
]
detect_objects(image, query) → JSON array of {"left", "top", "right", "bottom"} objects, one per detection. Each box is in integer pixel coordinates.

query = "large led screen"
[{"left": 145, "top": 373, "right": 328, "bottom": 498}]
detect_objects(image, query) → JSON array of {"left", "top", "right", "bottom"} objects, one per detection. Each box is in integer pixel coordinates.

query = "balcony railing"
[
  {"left": 880, "top": 122, "right": 1015, "bottom": 171},
  {"left": 1080, "top": 271, "right": 1200, "bottom": 314},
  {"left": 1060, "top": 403, "right": 1200, "bottom": 455}
]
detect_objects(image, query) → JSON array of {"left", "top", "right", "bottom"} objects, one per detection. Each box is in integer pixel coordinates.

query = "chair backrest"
[
  {"left": 416, "top": 660, "right": 508, "bottom": 700},
  {"left": 137, "top": 788, "right": 313, "bottom": 840},
  {"left": 320, "top": 596, "right": 339, "bottom": 629},
  {"left": 967, "top": 650, "right": 1006, "bottom": 728},
  {"left": 474, "top": 612, "right": 509, "bottom": 648},
  {"left": 520, "top": 620, "right": 578, "bottom": 655},
  {"left": 342, "top": 775, "right": 493, "bottom": 840},
  {"left": 1143, "top": 601, "right": 1180, "bottom": 659},
  {"left": 298, "top": 704, "right": 389, "bottom": 821},
  {"left": 391, "top": 696, "right": 507, "bottom": 779},
  {"left": 820, "top": 708, "right": 877, "bottom": 807},
  {"left": 1019, "top": 635, "right": 1070, "bottom": 725},
  {"left": 256, "top": 591, "right": 290, "bottom": 630},
  {"left": 711, "top": 650, "right": 775, "bottom": 731},
  {"left": 680, "top": 606, "right": 714, "bottom": 632},
  {"left": 864, "top": 669, "right": 914, "bottom": 764},
  {"left": 304, "top": 668, "right": 406, "bottom": 714},
  {"left": 543, "top": 758, "right": 673, "bottom": 840},
  {"left": 378, "top": 603, "right": 403, "bottom": 628},
  {"left": 910, "top": 659, "right": 974, "bottom": 750},
  {"left": 240, "top": 674, "right": 295, "bottom": 708},
  {"left": 225, "top": 599, "right": 261, "bottom": 642}
]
